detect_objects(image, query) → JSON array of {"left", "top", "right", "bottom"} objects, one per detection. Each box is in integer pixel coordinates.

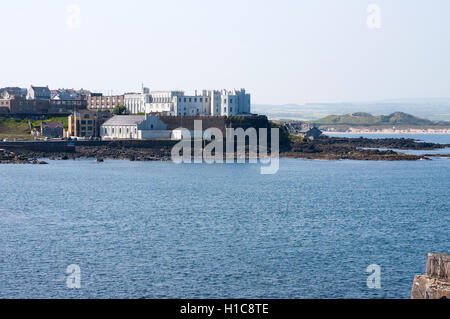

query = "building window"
[
  {"left": 224, "top": 99, "right": 227, "bottom": 104},
  {"left": 200, "top": 98, "right": 203, "bottom": 102},
  {"left": 230, "top": 99, "right": 233, "bottom": 103}
]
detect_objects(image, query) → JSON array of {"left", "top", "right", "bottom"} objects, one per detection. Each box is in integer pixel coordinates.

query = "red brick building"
[{"left": 87, "top": 93, "right": 124, "bottom": 111}]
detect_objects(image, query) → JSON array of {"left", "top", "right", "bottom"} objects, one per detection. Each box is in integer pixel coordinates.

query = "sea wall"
[{"left": 0, "top": 141, "right": 75, "bottom": 153}]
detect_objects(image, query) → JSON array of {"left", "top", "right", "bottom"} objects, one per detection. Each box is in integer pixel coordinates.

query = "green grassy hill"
[{"left": 311, "top": 112, "right": 444, "bottom": 126}]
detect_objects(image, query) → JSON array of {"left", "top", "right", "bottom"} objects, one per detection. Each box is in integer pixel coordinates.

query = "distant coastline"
[{"left": 325, "top": 131, "right": 450, "bottom": 135}]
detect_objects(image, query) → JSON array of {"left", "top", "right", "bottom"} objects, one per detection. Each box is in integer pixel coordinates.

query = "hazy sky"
[{"left": 1, "top": 0, "right": 449, "bottom": 104}]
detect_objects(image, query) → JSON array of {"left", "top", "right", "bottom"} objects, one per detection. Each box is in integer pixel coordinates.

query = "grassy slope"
[{"left": 0, "top": 116, "right": 68, "bottom": 139}]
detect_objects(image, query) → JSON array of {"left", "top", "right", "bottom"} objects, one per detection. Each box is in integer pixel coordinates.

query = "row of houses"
[
  {"left": 0, "top": 86, "right": 87, "bottom": 115},
  {"left": 0, "top": 85, "right": 252, "bottom": 118},
  {"left": 1, "top": 86, "right": 89, "bottom": 101}
]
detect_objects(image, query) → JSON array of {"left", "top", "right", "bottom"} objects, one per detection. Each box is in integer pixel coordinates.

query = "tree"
[{"left": 113, "top": 105, "right": 127, "bottom": 115}]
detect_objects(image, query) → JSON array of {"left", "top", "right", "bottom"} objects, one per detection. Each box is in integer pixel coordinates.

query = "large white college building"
[{"left": 124, "top": 87, "right": 251, "bottom": 116}]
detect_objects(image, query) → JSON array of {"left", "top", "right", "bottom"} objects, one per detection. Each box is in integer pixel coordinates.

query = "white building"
[
  {"left": 145, "top": 90, "right": 185, "bottom": 115},
  {"left": 124, "top": 87, "right": 150, "bottom": 114},
  {"left": 124, "top": 87, "right": 251, "bottom": 116},
  {"left": 210, "top": 89, "right": 251, "bottom": 116},
  {"left": 100, "top": 114, "right": 173, "bottom": 140}
]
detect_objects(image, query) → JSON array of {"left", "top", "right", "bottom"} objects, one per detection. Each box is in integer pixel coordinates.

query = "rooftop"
[
  {"left": 41, "top": 121, "right": 63, "bottom": 129},
  {"left": 102, "top": 115, "right": 145, "bottom": 126}
]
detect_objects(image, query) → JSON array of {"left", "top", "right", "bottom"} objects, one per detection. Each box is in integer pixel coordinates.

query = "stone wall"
[{"left": 411, "top": 253, "right": 450, "bottom": 299}]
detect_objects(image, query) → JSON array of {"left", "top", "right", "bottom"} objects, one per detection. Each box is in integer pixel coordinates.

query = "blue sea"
[{"left": 0, "top": 134, "right": 449, "bottom": 299}]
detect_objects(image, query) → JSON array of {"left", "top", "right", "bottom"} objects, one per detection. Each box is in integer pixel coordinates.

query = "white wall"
[
  {"left": 124, "top": 93, "right": 148, "bottom": 114},
  {"left": 101, "top": 115, "right": 170, "bottom": 139},
  {"left": 139, "top": 130, "right": 172, "bottom": 139},
  {"left": 126, "top": 89, "right": 251, "bottom": 116},
  {"left": 101, "top": 125, "right": 139, "bottom": 139}
]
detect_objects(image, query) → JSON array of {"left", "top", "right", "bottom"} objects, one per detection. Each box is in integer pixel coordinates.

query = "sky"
[{"left": 0, "top": 0, "right": 449, "bottom": 104}]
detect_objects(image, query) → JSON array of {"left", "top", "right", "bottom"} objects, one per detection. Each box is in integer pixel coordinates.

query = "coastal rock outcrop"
[
  {"left": 411, "top": 253, "right": 450, "bottom": 299},
  {"left": 0, "top": 148, "right": 42, "bottom": 164},
  {"left": 1, "top": 136, "right": 448, "bottom": 162}
]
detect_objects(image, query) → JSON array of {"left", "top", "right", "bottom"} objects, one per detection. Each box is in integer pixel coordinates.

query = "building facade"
[
  {"left": 124, "top": 87, "right": 150, "bottom": 114},
  {"left": 41, "top": 121, "right": 64, "bottom": 138},
  {"left": 0, "top": 87, "right": 27, "bottom": 99},
  {"left": 26, "top": 86, "right": 51, "bottom": 100},
  {"left": 0, "top": 96, "right": 86, "bottom": 114},
  {"left": 101, "top": 114, "right": 171, "bottom": 139},
  {"left": 122, "top": 87, "right": 251, "bottom": 117},
  {"left": 51, "top": 88, "right": 90, "bottom": 101},
  {"left": 101, "top": 115, "right": 228, "bottom": 140},
  {"left": 67, "top": 110, "right": 112, "bottom": 137},
  {"left": 87, "top": 93, "right": 125, "bottom": 110}
]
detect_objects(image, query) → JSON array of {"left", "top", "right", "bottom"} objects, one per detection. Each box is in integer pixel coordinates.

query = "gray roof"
[
  {"left": 31, "top": 86, "right": 51, "bottom": 96},
  {"left": 102, "top": 115, "right": 145, "bottom": 126}
]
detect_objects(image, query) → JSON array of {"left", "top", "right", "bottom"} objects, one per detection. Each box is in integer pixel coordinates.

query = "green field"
[{"left": 0, "top": 116, "right": 68, "bottom": 140}]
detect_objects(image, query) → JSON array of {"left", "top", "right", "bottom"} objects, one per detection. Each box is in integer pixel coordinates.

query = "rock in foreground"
[
  {"left": 411, "top": 253, "right": 450, "bottom": 299},
  {"left": 0, "top": 148, "right": 46, "bottom": 164}
]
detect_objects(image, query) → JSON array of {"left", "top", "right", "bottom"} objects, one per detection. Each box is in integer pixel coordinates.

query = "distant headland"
[{"left": 279, "top": 112, "right": 450, "bottom": 134}]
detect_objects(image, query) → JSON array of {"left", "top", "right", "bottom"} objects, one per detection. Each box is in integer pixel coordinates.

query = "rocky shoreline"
[
  {"left": 0, "top": 137, "right": 448, "bottom": 163},
  {"left": 0, "top": 149, "right": 48, "bottom": 164},
  {"left": 282, "top": 136, "right": 450, "bottom": 161}
]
